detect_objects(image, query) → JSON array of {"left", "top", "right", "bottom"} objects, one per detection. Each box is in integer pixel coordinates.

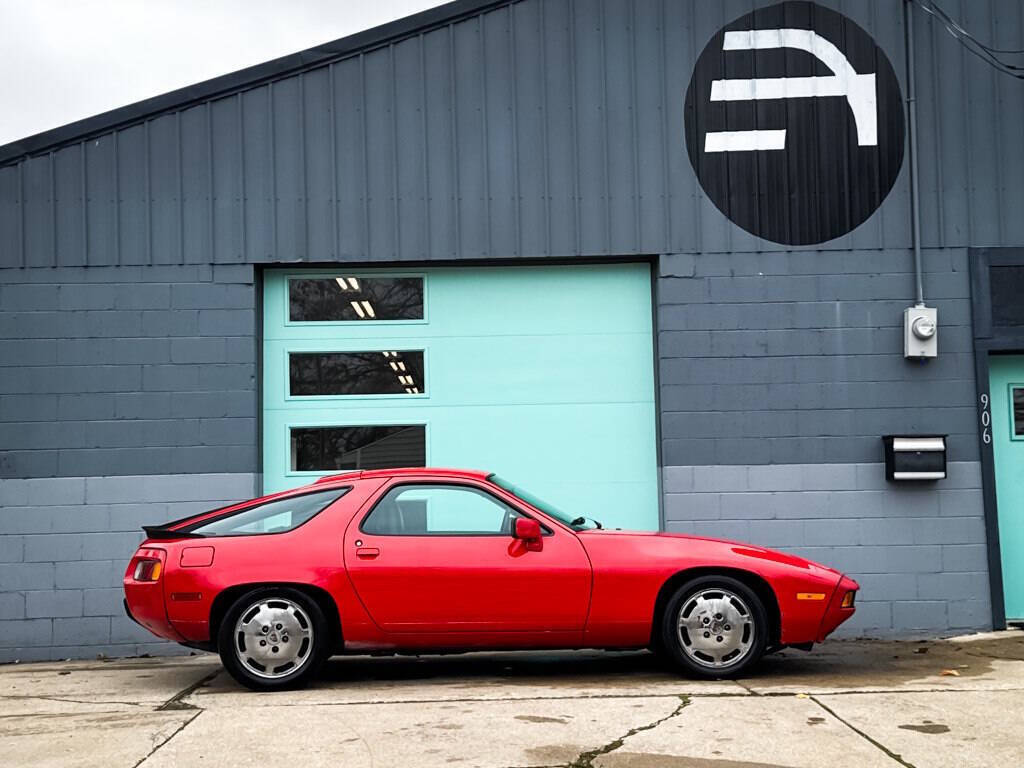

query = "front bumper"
[{"left": 816, "top": 575, "right": 860, "bottom": 642}]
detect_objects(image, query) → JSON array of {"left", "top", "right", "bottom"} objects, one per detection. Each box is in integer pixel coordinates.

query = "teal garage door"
[{"left": 262, "top": 264, "right": 659, "bottom": 530}]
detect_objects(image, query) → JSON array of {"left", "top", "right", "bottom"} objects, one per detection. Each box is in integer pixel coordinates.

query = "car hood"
[{"left": 576, "top": 528, "right": 843, "bottom": 578}]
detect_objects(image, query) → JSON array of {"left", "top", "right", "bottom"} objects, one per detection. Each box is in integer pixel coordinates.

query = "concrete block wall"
[
  {"left": 662, "top": 462, "right": 989, "bottom": 635},
  {"left": 0, "top": 262, "right": 262, "bottom": 660},
  {"left": 657, "top": 248, "right": 979, "bottom": 466},
  {"left": 0, "top": 263, "right": 258, "bottom": 479},
  {"left": 0, "top": 472, "right": 258, "bottom": 662},
  {"left": 657, "top": 247, "right": 990, "bottom": 634}
]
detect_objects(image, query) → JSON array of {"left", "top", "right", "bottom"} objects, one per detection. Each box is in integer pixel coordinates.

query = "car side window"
[
  {"left": 185, "top": 488, "right": 347, "bottom": 536},
  {"left": 362, "top": 484, "right": 521, "bottom": 536}
]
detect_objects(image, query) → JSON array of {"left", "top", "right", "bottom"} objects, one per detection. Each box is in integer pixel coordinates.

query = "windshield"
[{"left": 488, "top": 474, "right": 600, "bottom": 531}]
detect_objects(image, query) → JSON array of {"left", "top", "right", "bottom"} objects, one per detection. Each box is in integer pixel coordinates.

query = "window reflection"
[
  {"left": 289, "top": 276, "right": 423, "bottom": 322},
  {"left": 290, "top": 425, "right": 426, "bottom": 471},
  {"left": 289, "top": 350, "right": 424, "bottom": 396}
]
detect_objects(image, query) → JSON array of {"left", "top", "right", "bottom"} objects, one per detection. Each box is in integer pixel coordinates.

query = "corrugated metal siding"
[
  {"left": 1, "top": 0, "right": 1022, "bottom": 269},
  {"left": 915, "top": 0, "right": 1024, "bottom": 250}
]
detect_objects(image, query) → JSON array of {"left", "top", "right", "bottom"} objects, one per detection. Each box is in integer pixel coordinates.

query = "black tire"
[
  {"left": 658, "top": 575, "right": 768, "bottom": 679},
  {"left": 217, "top": 587, "right": 329, "bottom": 691}
]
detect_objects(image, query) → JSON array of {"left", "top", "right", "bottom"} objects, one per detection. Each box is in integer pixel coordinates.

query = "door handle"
[{"left": 356, "top": 547, "right": 380, "bottom": 559}]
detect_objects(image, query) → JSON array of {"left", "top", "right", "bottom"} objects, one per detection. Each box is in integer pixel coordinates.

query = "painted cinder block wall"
[{"left": 1, "top": 0, "right": 1019, "bottom": 659}]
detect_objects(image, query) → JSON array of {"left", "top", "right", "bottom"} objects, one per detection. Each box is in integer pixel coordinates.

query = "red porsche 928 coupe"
[{"left": 124, "top": 468, "right": 858, "bottom": 690}]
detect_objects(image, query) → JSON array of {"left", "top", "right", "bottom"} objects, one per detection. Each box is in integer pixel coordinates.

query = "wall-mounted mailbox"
[{"left": 882, "top": 435, "right": 947, "bottom": 481}]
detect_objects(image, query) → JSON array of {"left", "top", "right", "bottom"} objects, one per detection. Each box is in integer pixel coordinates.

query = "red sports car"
[{"left": 124, "top": 468, "right": 858, "bottom": 690}]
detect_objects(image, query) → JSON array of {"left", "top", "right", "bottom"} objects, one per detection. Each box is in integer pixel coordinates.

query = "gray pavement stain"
[
  {"left": 516, "top": 715, "right": 570, "bottom": 724},
  {"left": 155, "top": 669, "right": 219, "bottom": 711},
  {"left": 898, "top": 722, "right": 951, "bottom": 735}
]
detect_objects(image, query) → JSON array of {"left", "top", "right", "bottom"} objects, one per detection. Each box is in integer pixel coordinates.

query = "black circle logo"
[{"left": 684, "top": 1, "right": 905, "bottom": 246}]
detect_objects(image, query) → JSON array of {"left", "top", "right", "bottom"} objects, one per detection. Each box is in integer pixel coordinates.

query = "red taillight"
[{"left": 133, "top": 558, "right": 163, "bottom": 582}]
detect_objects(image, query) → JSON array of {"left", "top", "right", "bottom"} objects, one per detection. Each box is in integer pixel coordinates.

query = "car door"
[{"left": 342, "top": 479, "right": 592, "bottom": 633}]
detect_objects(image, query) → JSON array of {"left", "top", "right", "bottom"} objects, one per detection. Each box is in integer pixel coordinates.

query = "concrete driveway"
[{"left": 2, "top": 631, "right": 1022, "bottom": 768}]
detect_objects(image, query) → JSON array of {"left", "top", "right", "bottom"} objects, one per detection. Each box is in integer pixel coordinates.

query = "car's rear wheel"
[
  {"left": 659, "top": 575, "right": 768, "bottom": 678},
  {"left": 217, "top": 587, "right": 328, "bottom": 691}
]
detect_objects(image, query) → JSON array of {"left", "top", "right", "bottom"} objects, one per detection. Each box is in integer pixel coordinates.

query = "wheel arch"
[
  {"left": 650, "top": 567, "right": 782, "bottom": 651},
  {"left": 209, "top": 582, "right": 344, "bottom": 653}
]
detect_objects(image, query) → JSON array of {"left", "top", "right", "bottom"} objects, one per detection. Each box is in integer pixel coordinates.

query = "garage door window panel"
[
  {"left": 289, "top": 351, "right": 425, "bottom": 396},
  {"left": 288, "top": 276, "right": 424, "bottom": 322},
  {"left": 290, "top": 425, "right": 426, "bottom": 471}
]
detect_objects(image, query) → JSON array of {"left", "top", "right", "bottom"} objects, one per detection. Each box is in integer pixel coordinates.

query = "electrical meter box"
[{"left": 904, "top": 305, "right": 938, "bottom": 359}]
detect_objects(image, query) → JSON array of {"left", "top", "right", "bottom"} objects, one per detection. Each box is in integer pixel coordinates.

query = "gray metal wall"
[
  {"left": 0, "top": 0, "right": 1017, "bottom": 657},
  {"left": 1, "top": 0, "right": 1023, "bottom": 268}
]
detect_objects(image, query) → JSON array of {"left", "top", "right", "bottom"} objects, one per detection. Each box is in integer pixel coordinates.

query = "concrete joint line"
[
  {"left": 734, "top": 679, "right": 760, "bottom": 696},
  {"left": 157, "top": 669, "right": 220, "bottom": 711},
  {"left": 0, "top": 694, "right": 146, "bottom": 708},
  {"left": 187, "top": 685, "right": 1024, "bottom": 711},
  {"left": 565, "top": 694, "right": 691, "bottom": 768},
  {"left": 132, "top": 709, "right": 202, "bottom": 768},
  {"left": 0, "top": 707, "right": 131, "bottom": 720},
  {"left": 810, "top": 695, "right": 918, "bottom": 768}
]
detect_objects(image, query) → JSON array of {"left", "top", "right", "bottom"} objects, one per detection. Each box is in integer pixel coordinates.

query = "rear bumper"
[
  {"left": 816, "top": 575, "right": 860, "bottom": 642},
  {"left": 123, "top": 547, "right": 186, "bottom": 643},
  {"left": 123, "top": 598, "right": 139, "bottom": 626}
]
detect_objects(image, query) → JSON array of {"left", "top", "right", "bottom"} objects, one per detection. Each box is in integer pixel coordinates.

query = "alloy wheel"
[
  {"left": 676, "top": 588, "right": 756, "bottom": 669},
  {"left": 233, "top": 597, "right": 314, "bottom": 679}
]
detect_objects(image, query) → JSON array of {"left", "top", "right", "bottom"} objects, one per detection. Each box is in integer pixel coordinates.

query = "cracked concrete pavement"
[{"left": 1, "top": 630, "right": 1022, "bottom": 768}]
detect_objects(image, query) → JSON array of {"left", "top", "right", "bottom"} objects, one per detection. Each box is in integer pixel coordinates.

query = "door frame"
[
  {"left": 341, "top": 475, "right": 592, "bottom": 634},
  {"left": 969, "top": 247, "right": 1024, "bottom": 629}
]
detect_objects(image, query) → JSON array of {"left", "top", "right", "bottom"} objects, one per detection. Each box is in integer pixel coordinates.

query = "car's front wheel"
[
  {"left": 659, "top": 575, "right": 768, "bottom": 678},
  {"left": 217, "top": 587, "right": 328, "bottom": 691}
]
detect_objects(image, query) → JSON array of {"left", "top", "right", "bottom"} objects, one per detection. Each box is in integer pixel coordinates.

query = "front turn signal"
[
  {"left": 841, "top": 590, "right": 856, "bottom": 609},
  {"left": 133, "top": 559, "right": 163, "bottom": 582}
]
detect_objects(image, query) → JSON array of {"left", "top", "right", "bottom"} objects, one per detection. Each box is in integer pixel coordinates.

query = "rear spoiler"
[
  {"left": 141, "top": 524, "right": 206, "bottom": 540},
  {"left": 140, "top": 501, "right": 239, "bottom": 540}
]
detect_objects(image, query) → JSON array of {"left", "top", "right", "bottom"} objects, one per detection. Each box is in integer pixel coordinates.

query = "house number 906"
[{"left": 980, "top": 393, "right": 992, "bottom": 444}]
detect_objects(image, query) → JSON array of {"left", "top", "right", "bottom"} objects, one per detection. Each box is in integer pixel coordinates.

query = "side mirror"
[{"left": 513, "top": 517, "right": 542, "bottom": 541}]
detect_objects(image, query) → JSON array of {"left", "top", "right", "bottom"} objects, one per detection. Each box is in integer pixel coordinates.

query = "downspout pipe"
[{"left": 904, "top": 0, "right": 925, "bottom": 307}]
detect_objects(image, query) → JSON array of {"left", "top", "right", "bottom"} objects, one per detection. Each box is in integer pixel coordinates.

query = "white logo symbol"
[{"left": 704, "top": 28, "right": 877, "bottom": 153}]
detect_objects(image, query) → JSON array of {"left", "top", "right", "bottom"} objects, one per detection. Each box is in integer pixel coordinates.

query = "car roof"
[{"left": 310, "top": 467, "right": 492, "bottom": 488}]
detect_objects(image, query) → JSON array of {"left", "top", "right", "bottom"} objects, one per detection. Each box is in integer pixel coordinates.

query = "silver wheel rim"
[
  {"left": 233, "top": 597, "right": 314, "bottom": 679},
  {"left": 676, "top": 588, "right": 755, "bottom": 669}
]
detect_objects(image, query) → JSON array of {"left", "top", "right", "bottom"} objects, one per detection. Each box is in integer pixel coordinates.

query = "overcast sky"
[{"left": 0, "top": 0, "right": 448, "bottom": 146}]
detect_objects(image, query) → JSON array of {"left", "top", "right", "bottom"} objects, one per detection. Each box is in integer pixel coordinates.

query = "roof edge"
[{"left": 0, "top": 0, "right": 511, "bottom": 166}]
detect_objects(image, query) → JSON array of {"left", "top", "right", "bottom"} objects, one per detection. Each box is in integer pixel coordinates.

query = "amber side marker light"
[
  {"left": 133, "top": 559, "right": 162, "bottom": 582},
  {"left": 841, "top": 591, "right": 857, "bottom": 609},
  {"left": 796, "top": 592, "right": 827, "bottom": 601}
]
